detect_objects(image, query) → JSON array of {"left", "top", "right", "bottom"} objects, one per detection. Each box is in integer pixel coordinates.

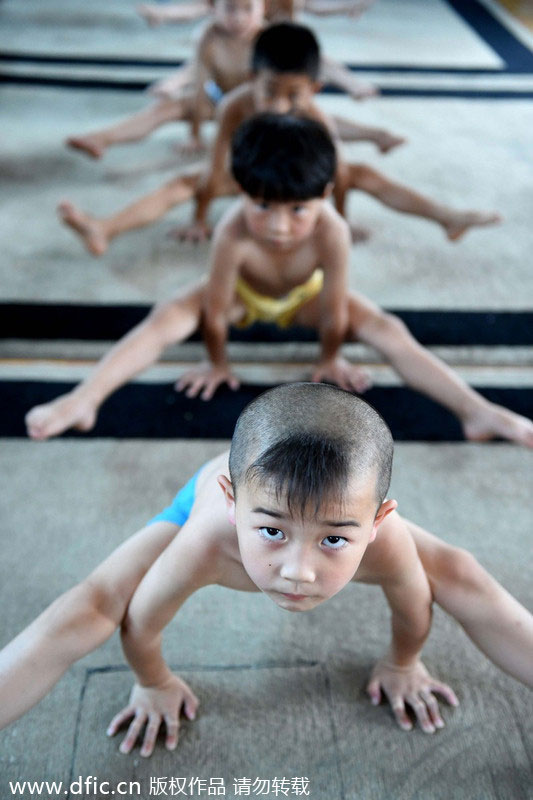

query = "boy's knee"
[
  {"left": 366, "top": 310, "right": 409, "bottom": 347},
  {"left": 147, "top": 298, "right": 193, "bottom": 342}
]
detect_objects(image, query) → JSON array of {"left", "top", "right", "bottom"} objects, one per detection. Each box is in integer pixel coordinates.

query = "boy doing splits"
[
  {"left": 3, "top": 383, "right": 533, "bottom": 757},
  {"left": 67, "top": 3, "right": 381, "bottom": 161},
  {"left": 29, "top": 114, "right": 533, "bottom": 446},
  {"left": 60, "top": 23, "right": 495, "bottom": 254}
]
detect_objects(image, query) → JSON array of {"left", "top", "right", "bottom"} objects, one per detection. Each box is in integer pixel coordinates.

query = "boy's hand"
[
  {"left": 350, "top": 82, "right": 379, "bottom": 101},
  {"left": 175, "top": 362, "right": 240, "bottom": 401},
  {"left": 366, "top": 660, "right": 459, "bottom": 734},
  {"left": 312, "top": 357, "right": 371, "bottom": 394},
  {"left": 107, "top": 675, "right": 199, "bottom": 757},
  {"left": 167, "top": 221, "right": 213, "bottom": 244}
]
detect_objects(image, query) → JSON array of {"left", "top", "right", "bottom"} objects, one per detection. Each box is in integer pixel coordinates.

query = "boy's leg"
[
  {"left": 332, "top": 115, "right": 406, "bottom": 153},
  {"left": 340, "top": 162, "right": 501, "bottom": 240},
  {"left": 348, "top": 294, "right": 533, "bottom": 446},
  {"left": 292, "top": 292, "right": 533, "bottom": 446},
  {"left": 407, "top": 519, "right": 533, "bottom": 687},
  {"left": 319, "top": 55, "right": 378, "bottom": 100},
  {"left": 58, "top": 169, "right": 201, "bottom": 255},
  {"left": 0, "top": 520, "right": 179, "bottom": 728},
  {"left": 25, "top": 281, "right": 207, "bottom": 440},
  {"left": 67, "top": 95, "right": 198, "bottom": 159}
]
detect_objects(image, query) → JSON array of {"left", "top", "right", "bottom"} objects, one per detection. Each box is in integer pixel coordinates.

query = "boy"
[
  {"left": 67, "top": 0, "right": 267, "bottom": 157},
  {"left": 30, "top": 114, "right": 532, "bottom": 446},
  {"left": 60, "top": 23, "right": 494, "bottom": 255},
  {"left": 3, "top": 383, "right": 533, "bottom": 757},
  {"left": 68, "top": 4, "right": 381, "bottom": 160}
]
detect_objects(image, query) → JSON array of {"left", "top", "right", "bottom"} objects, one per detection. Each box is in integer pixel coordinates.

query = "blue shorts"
[
  {"left": 203, "top": 79, "right": 225, "bottom": 106},
  {"left": 148, "top": 469, "right": 201, "bottom": 527}
]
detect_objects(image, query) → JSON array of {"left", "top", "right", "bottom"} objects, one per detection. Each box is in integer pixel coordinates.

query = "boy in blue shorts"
[{"left": 2, "top": 382, "right": 532, "bottom": 756}]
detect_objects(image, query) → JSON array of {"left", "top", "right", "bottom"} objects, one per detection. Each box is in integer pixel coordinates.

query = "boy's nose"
[
  {"left": 280, "top": 555, "right": 316, "bottom": 584},
  {"left": 268, "top": 210, "right": 291, "bottom": 235},
  {"left": 269, "top": 97, "right": 291, "bottom": 114}
]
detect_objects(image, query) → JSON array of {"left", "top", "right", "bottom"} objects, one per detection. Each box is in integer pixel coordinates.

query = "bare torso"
[
  {"left": 202, "top": 25, "right": 263, "bottom": 94},
  {"left": 221, "top": 201, "right": 345, "bottom": 298}
]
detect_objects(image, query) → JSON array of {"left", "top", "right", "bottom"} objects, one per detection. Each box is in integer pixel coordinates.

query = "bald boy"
[{"left": 2, "top": 384, "right": 532, "bottom": 757}]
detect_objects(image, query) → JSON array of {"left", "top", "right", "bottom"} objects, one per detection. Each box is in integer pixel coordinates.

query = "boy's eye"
[
  {"left": 322, "top": 535, "right": 347, "bottom": 550},
  {"left": 292, "top": 204, "right": 305, "bottom": 214},
  {"left": 255, "top": 200, "right": 269, "bottom": 210},
  {"left": 259, "top": 527, "right": 284, "bottom": 541}
]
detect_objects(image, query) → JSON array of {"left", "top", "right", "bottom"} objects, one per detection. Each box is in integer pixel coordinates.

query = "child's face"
[
  {"left": 253, "top": 69, "right": 318, "bottom": 114},
  {"left": 221, "top": 472, "right": 388, "bottom": 612},
  {"left": 242, "top": 195, "right": 325, "bottom": 250},
  {"left": 215, "top": 0, "right": 264, "bottom": 38}
]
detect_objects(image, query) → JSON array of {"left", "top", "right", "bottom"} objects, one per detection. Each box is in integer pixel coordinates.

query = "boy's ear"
[
  {"left": 369, "top": 498, "right": 398, "bottom": 543},
  {"left": 217, "top": 474, "right": 236, "bottom": 526},
  {"left": 313, "top": 80, "right": 323, "bottom": 94},
  {"left": 322, "top": 181, "right": 334, "bottom": 199}
]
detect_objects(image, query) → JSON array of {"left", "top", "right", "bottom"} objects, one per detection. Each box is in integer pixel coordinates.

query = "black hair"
[
  {"left": 231, "top": 112, "right": 336, "bottom": 202},
  {"left": 251, "top": 22, "right": 320, "bottom": 80},
  {"left": 229, "top": 383, "right": 394, "bottom": 514},
  {"left": 246, "top": 432, "right": 350, "bottom": 517}
]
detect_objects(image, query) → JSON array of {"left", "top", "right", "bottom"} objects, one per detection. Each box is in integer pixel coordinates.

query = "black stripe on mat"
[
  {"left": 2, "top": 304, "right": 532, "bottom": 346},
  {"left": 447, "top": 0, "right": 533, "bottom": 73},
  {"left": 3, "top": 0, "right": 533, "bottom": 76},
  {"left": 3, "top": 73, "right": 533, "bottom": 99},
  {"left": 0, "top": 52, "right": 523, "bottom": 76},
  {"left": 3, "top": 380, "right": 532, "bottom": 441}
]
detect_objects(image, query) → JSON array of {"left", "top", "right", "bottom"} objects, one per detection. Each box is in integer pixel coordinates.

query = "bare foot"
[
  {"left": 444, "top": 211, "right": 502, "bottom": 242},
  {"left": 25, "top": 392, "right": 98, "bottom": 441},
  {"left": 137, "top": 4, "right": 162, "bottom": 26},
  {"left": 377, "top": 133, "right": 406, "bottom": 154},
  {"left": 349, "top": 224, "right": 371, "bottom": 243},
  {"left": 58, "top": 201, "right": 109, "bottom": 256},
  {"left": 351, "top": 82, "right": 379, "bottom": 100},
  {"left": 462, "top": 402, "right": 533, "bottom": 448},
  {"left": 66, "top": 135, "right": 105, "bottom": 160}
]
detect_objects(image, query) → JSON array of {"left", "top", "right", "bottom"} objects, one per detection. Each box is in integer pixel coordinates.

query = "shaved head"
[{"left": 229, "top": 383, "right": 393, "bottom": 515}]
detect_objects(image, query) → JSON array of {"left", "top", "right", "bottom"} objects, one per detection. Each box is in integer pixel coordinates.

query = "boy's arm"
[
  {"left": 312, "top": 217, "right": 360, "bottom": 390},
  {"left": 186, "top": 98, "right": 243, "bottom": 239},
  {"left": 110, "top": 520, "right": 219, "bottom": 756},
  {"left": 0, "top": 521, "right": 176, "bottom": 730},
  {"left": 187, "top": 33, "right": 215, "bottom": 149},
  {"left": 365, "top": 515, "right": 459, "bottom": 733},
  {"left": 176, "top": 224, "right": 242, "bottom": 399}
]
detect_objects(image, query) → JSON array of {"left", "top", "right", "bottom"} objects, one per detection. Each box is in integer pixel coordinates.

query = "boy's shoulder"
[
  {"left": 213, "top": 201, "right": 252, "bottom": 247},
  {"left": 354, "top": 512, "right": 421, "bottom": 586},
  {"left": 315, "top": 201, "right": 350, "bottom": 245},
  {"left": 302, "top": 102, "right": 339, "bottom": 141}
]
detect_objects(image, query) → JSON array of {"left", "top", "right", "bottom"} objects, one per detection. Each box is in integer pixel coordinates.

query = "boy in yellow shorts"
[{"left": 28, "top": 114, "right": 532, "bottom": 445}]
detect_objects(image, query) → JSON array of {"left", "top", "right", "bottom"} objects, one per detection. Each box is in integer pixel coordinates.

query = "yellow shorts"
[{"left": 234, "top": 269, "right": 324, "bottom": 329}]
